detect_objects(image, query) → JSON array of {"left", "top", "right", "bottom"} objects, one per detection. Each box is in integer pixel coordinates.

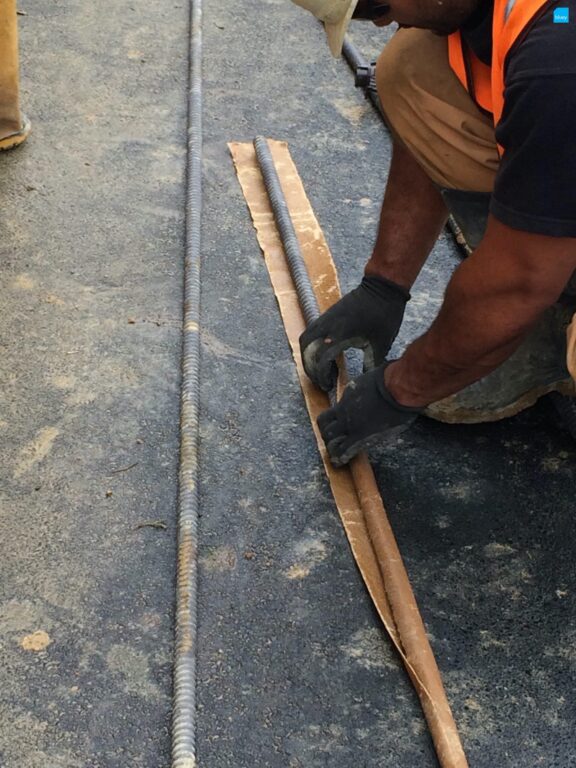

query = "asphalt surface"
[
  {"left": 0, "top": 0, "right": 186, "bottom": 765},
  {"left": 1, "top": 1, "right": 575, "bottom": 767}
]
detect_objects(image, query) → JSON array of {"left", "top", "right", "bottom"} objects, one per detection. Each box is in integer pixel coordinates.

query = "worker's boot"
[
  {"left": 425, "top": 300, "right": 576, "bottom": 424},
  {"left": 426, "top": 189, "right": 576, "bottom": 424},
  {"left": 441, "top": 189, "right": 491, "bottom": 253},
  {"left": 0, "top": 0, "right": 30, "bottom": 151}
]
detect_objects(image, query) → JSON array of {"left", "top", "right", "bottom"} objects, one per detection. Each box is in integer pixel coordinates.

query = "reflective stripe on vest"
[{"left": 448, "top": 0, "right": 549, "bottom": 131}]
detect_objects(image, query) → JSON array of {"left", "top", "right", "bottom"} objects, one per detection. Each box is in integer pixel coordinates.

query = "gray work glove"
[
  {"left": 317, "top": 364, "right": 422, "bottom": 467},
  {"left": 299, "top": 275, "right": 410, "bottom": 391}
]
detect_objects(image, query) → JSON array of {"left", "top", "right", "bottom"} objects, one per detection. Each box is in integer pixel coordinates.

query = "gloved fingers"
[
  {"left": 317, "top": 407, "right": 359, "bottom": 467},
  {"left": 317, "top": 406, "right": 344, "bottom": 443},
  {"left": 325, "top": 437, "right": 350, "bottom": 468},
  {"left": 318, "top": 425, "right": 350, "bottom": 468},
  {"left": 316, "top": 364, "right": 421, "bottom": 468},
  {"left": 319, "top": 426, "right": 363, "bottom": 467},
  {"left": 363, "top": 340, "right": 393, "bottom": 373},
  {"left": 324, "top": 429, "right": 399, "bottom": 467},
  {"left": 363, "top": 344, "right": 377, "bottom": 372},
  {"left": 301, "top": 338, "right": 342, "bottom": 392}
]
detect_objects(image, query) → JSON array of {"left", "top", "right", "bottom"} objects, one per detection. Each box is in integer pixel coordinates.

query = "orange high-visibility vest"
[{"left": 448, "top": 0, "right": 549, "bottom": 128}]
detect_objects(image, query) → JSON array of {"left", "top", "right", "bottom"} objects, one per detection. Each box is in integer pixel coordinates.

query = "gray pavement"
[
  {"left": 0, "top": 0, "right": 186, "bottom": 765},
  {"left": 1, "top": 1, "right": 575, "bottom": 767}
]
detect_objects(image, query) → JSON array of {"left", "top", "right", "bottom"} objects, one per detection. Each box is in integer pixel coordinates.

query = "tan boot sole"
[
  {"left": 425, "top": 302, "right": 576, "bottom": 424},
  {"left": 426, "top": 378, "right": 575, "bottom": 424},
  {"left": 0, "top": 115, "right": 31, "bottom": 151}
]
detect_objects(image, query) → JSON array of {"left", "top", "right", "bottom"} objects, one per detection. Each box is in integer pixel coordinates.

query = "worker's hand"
[
  {"left": 317, "top": 364, "right": 422, "bottom": 467},
  {"left": 299, "top": 276, "right": 409, "bottom": 391}
]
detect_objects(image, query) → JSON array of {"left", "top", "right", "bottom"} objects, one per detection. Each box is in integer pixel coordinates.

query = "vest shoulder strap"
[
  {"left": 447, "top": 30, "right": 493, "bottom": 114},
  {"left": 491, "top": 0, "right": 549, "bottom": 123}
]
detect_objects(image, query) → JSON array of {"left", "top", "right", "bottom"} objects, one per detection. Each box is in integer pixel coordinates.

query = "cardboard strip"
[
  {"left": 567, "top": 314, "right": 576, "bottom": 382},
  {"left": 230, "top": 139, "right": 468, "bottom": 768}
]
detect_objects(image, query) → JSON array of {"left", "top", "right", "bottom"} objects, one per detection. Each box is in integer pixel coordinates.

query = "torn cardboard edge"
[
  {"left": 230, "top": 138, "right": 468, "bottom": 768},
  {"left": 567, "top": 315, "right": 576, "bottom": 382}
]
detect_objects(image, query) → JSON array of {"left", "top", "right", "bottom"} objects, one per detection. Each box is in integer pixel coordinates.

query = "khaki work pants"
[
  {"left": 0, "top": 0, "right": 28, "bottom": 148},
  {"left": 375, "top": 28, "right": 500, "bottom": 192}
]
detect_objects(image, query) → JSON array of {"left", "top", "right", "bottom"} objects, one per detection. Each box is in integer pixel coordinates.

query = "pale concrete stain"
[
  {"left": 340, "top": 627, "right": 396, "bottom": 671},
  {"left": 14, "top": 427, "right": 60, "bottom": 478},
  {"left": 479, "top": 629, "right": 506, "bottom": 650},
  {"left": 439, "top": 481, "right": 474, "bottom": 501},
  {"left": 200, "top": 546, "right": 237, "bottom": 572},
  {"left": 332, "top": 98, "right": 370, "bottom": 126},
  {"left": 106, "top": 643, "right": 163, "bottom": 700},
  {"left": 65, "top": 389, "right": 97, "bottom": 407},
  {"left": 286, "top": 564, "right": 311, "bottom": 580},
  {"left": 0, "top": 705, "right": 84, "bottom": 768},
  {"left": 284, "top": 535, "right": 328, "bottom": 580},
  {"left": 0, "top": 600, "right": 52, "bottom": 634},
  {"left": 51, "top": 374, "right": 76, "bottom": 390},
  {"left": 44, "top": 293, "right": 66, "bottom": 307},
  {"left": 20, "top": 630, "right": 51, "bottom": 652},
  {"left": 541, "top": 453, "right": 571, "bottom": 472},
  {"left": 12, "top": 273, "right": 35, "bottom": 290},
  {"left": 484, "top": 542, "right": 516, "bottom": 558}
]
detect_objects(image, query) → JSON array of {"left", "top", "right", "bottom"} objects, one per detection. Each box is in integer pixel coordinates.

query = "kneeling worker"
[{"left": 291, "top": 0, "right": 576, "bottom": 466}]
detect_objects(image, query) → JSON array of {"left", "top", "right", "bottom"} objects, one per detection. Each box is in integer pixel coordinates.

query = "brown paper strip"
[
  {"left": 230, "top": 139, "right": 468, "bottom": 768},
  {"left": 567, "top": 314, "right": 576, "bottom": 382}
]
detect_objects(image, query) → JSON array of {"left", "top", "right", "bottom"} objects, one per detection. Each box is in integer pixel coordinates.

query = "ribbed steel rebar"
[
  {"left": 342, "top": 38, "right": 382, "bottom": 114},
  {"left": 172, "top": 0, "right": 202, "bottom": 764},
  {"left": 252, "top": 139, "right": 468, "bottom": 768},
  {"left": 342, "top": 36, "right": 365, "bottom": 71},
  {"left": 253, "top": 137, "right": 321, "bottom": 327}
]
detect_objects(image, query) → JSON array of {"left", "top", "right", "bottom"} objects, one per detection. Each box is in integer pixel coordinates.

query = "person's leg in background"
[{"left": 0, "top": 0, "right": 30, "bottom": 150}]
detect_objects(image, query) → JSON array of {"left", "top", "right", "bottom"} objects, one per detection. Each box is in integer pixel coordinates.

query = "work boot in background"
[
  {"left": 425, "top": 301, "right": 576, "bottom": 424},
  {"left": 0, "top": 0, "right": 30, "bottom": 151}
]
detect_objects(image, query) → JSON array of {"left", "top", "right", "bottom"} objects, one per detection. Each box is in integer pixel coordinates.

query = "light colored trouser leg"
[
  {"left": 375, "top": 28, "right": 500, "bottom": 192},
  {"left": 0, "top": 0, "right": 25, "bottom": 142}
]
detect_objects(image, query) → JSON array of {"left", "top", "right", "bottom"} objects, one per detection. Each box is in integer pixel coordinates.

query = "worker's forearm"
[
  {"left": 364, "top": 139, "right": 448, "bottom": 289},
  {"left": 385, "top": 268, "right": 536, "bottom": 407},
  {"left": 385, "top": 223, "right": 575, "bottom": 407}
]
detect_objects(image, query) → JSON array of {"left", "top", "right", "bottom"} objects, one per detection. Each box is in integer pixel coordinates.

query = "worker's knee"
[
  {"left": 375, "top": 29, "right": 431, "bottom": 123},
  {"left": 374, "top": 29, "right": 498, "bottom": 191},
  {"left": 375, "top": 36, "right": 408, "bottom": 120}
]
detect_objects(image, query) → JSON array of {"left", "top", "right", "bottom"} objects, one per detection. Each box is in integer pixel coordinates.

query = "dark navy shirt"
[{"left": 462, "top": 0, "right": 576, "bottom": 237}]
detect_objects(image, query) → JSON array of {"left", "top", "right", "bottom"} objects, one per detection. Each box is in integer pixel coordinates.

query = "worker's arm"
[
  {"left": 318, "top": 217, "right": 576, "bottom": 466},
  {"left": 386, "top": 216, "right": 576, "bottom": 406},
  {"left": 300, "top": 140, "right": 447, "bottom": 391}
]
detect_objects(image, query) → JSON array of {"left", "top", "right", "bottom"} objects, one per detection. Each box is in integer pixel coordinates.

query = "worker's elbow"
[
  {"left": 482, "top": 215, "right": 576, "bottom": 307},
  {"left": 511, "top": 249, "right": 576, "bottom": 310},
  {"left": 515, "top": 266, "right": 562, "bottom": 308},
  {"left": 484, "top": 217, "right": 576, "bottom": 306}
]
